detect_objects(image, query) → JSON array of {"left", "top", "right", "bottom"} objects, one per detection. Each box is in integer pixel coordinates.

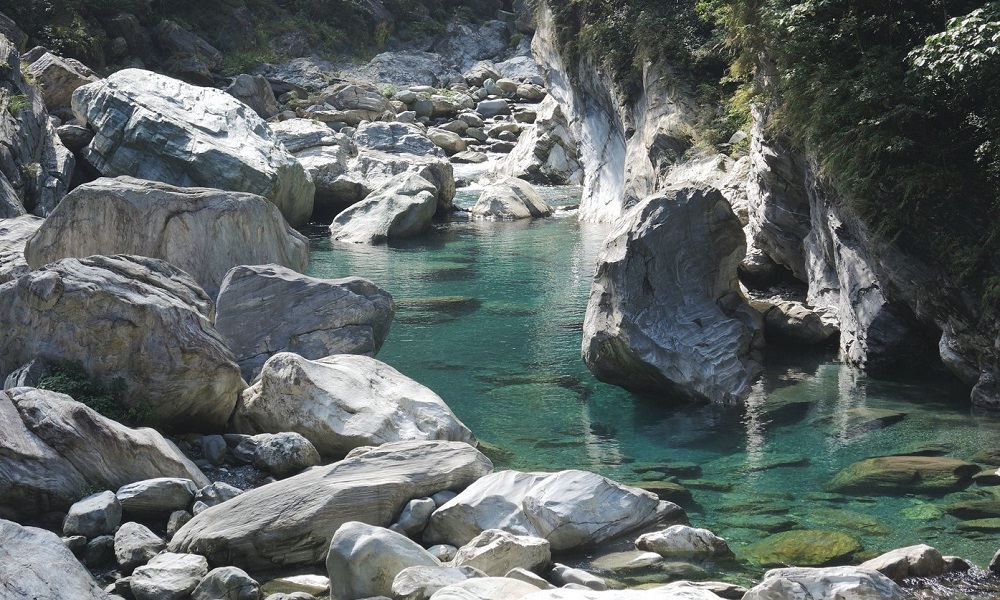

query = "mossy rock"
[
  {"left": 945, "top": 499, "right": 1000, "bottom": 520},
  {"left": 899, "top": 503, "right": 945, "bottom": 521},
  {"left": 810, "top": 408, "right": 906, "bottom": 437},
  {"left": 630, "top": 480, "right": 693, "bottom": 506},
  {"left": 717, "top": 514, "right": 798, "bottom": 534},
  {"left": 743, "top": 529, "right": 861, "bottom": 567},
  {"left": 631, "top": 461, "right": 703, "bottom": 478},
  {"left": 476, "top": 440, "right": 513, "bottom": 466},
  {"left": 972, "top": 449, "right": 1000, "bottom": 465},
  {"left": 955, "top": 518, "right": 1000, "bottom": 533},
  {"left": 802, "top": 508, "right": 891, "bottom": 536},
  {"left": 683, "top": 479, "right": 734, "bottom": 492},
  {"left": 827, "top": 456, "right": 981, "bottom": 495}
]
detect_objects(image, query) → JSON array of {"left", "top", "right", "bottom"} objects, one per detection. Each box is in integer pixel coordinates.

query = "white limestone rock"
[
  {"left": 327, "top": 521, "right": 440, "bottom": 600},
  {"left": 424, "top": 469, "right": 683, "bottom": 552},
  {"left": 429, "top": 577, "right": 541, "bottom": 600},
  {"left": 130, "top": 552, "right": 209, "bottom": 600},
  {"left": 859, "top": 544, "right": 946, "bottom": 581},
  {"left": 0, "top": 216, "right": 41, "bottom": 284},
  {"left": 634, "top": 525, "right": 731, "bottom": 559},
  {"left": 0, "top": 519, "right": 110, "bottom": 600},
  {"left": 451, "top": 529, "right": 551, "bottom": 576},
  {"left": 214, "top": 264, "right": 394, "bottom": 382},
  {"left": 330, "top": 172, "right": 439, "bottom": 244},
  {"left": 0, "top": 255, "right": 245, "bottom": 430},
  {"left": 169, "top": 440, "right": 493, "bottom": 571},
  {"left": 491, "top": 95, "right": 582, "bottom": 185},
  {"left": 24, "top": 177, "right": 309, "bottom": 299},
  {"left": 115, "top": 522, "right": 166, "bottom": 573},
  {"left": 0, "top": 387, "right": 208, "bottom": 522},
  {"left": 392, "top": 565, "right": 485, "bottom": 600},
  {"left": 471, "top": 177, "right": 553, "bottom": 220},
  {"left": 582, "top": 187, "right": 763, "bottom": 403},
  {"left": 72, "top": 69, "right": 314, "bottom": 227},
  {"left": 743, "top": 566, "right": 906, "bottom": 600},
  {"left": 234, "top": 352, "right": 474, "bottom": 457},
  {"left": 191, "top": 566, "right": 260, "bottom": 600}
]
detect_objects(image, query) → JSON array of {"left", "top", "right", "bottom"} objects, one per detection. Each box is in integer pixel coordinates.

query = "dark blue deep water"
[{"left": 306, "top": 186, "right": 1000, "bottom": 589}]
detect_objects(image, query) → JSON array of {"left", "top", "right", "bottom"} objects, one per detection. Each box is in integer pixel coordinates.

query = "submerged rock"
[
  {"left": 233, "top": 352, "right": 474, "bottom": 457},
  {"left": 424, "top": 469, "right": 684, "bottom": 551},
  {"left": 214, "top": 264, "right": 394, "bottom": 382},
  {"left": 72, "top": 69, "right": 314, "bottom": 227},
  {"left": 582, "top": 186, "right": 762, "bottom": 403},
  {"left": 0, "top": 255, "right": 244, "bottom": 430},
  {"left": 24, "top": 177, "right": 309, "bottom": 299},
  {"left": 169, "top": 440, "right": 492, "bottom": 570},
  {"left": 827, "top": 456, "right": 980, "bottom": 495},
  {"left": 744, "top": 530, "right": 861, "bottom": 567}
]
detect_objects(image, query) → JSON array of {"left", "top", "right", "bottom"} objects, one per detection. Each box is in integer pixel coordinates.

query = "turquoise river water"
[{"left": 306, "top": 186, "right": 1000, "bottom": 592}]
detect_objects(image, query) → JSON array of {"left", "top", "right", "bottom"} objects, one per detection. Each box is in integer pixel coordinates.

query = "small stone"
[
  {"left": 195, "top": 482, "right": 243, "bottom": 508},
  {"left": 396, "top": 497, "right": 436, "bottom": 537},
  {"left": 192, "top": 566, "right": 260, "bottom": 600},
  {"left": 192, "top": 501, "right": 210, "bottom": 516},
  {"left": 63, "top": 490, "right": 122, "bottom": 537},
  {"left": 114, "top": 522, "right": 166, "bottom": 573},
  {"left": 503, "top": 567, "right": 554, "bottom": 590},
  {"left": 427, "top": 544, "right": 457, "bottom": 562},
  {"left": 167, "top": 510, "right": 193, "bottom": 537},
  {"left": 63, "top": 535, "right": 87, "bottom": 555},
  {"left": 83, "top": 534, "right": 115, "bottom": 567},
  {"left": 431, "top": 490, "right": 457, "bottom": 507},
  {"left": 202, "top": 435, "right": 228, "bottom": 466},
  {"left": 547, "top": 564, "right": 606, "bottom": 591}
]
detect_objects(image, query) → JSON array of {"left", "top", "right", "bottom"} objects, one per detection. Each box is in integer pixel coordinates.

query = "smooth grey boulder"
[
  {"left": 476, "top": 99, "right": 511, "bottom": 118},
  {"left": 63, "top": 491, "right": 122, "bottom": 538},
  {"left": 758, "top": 299, "right": 838, "bottom": 345},
  {"left": 194, "top": 482, "right": 242, "bottom": 508},
  {"left": 0, "top": 255, "right": 245, "bottom": 430},
  {"left": 427, "top": 128, "right": 468, "bottom": 156},
  {"left": 233, "top": 353, "right": 474, "bottom": 457},
  {"left": 428, "top": 577, "right": 540, "bottom": 600},
  {"left": 25, "top": 50, "right": 98, "bottom": 112},
  {"left": 743, "top": 566, "right": 906, "bottom": 600},
  {"left": 393, "top": 566, "right": 485, "bottom": 600},
  {"left": 116, "top": 477, "right": 198, "bottom": 518},
  {"left": 492, "top": 95, "right": 582, "bottom": 185},
  {"left": 238, "top": 432, "right": 321, "bottom": 478},
  {"left": 330, "top": 173, "right": 438, "bottom": 244},
  {"left": 547, "top": 564, "right": 606, "bottom": 591},
  {"left": 24, "top": 177, "right": 309, "bottom": 299},
  {"left": 130, "top": 552, "right": 209, "bottom": 600},
  {"left": 153, "top": 20, "right": 222, "bottom": 84},
  {"left": 0, "top": 387, "right": 208, "bottom": 521},
  {"left": 355, "top": 121, "right": 440, "bottom": 156},
  {"left": 859, "top": 544, "right": 946, "bottom": 581},
  {"left": 634, "top": 525, "right": 731, "bottom": 559},
  {"left": 191, "top": 566, "right": 260, "bottom": 600},
  {"left": 83, "top": 534, "right": 115, "bottom": 567},
  {"left": 451, "top": 529, "right": 551, "bottom": 576},
  {"left": 327, "top": 521, "right": 440, "bottom": 600},
  {"left": 227, "top": 73, "right": 278, "bottom": 119},
  {"left": 322, "top": 83, "right": 394, "bottom": 124},
  {"left": 0, "top": 215, "right": 42, "bottom": 283},
  {"left": 169, "top": 440, "right": 493, "bottom": 570},
  {"left": 342, "top": 148, "right": 456, "bottom": 212},
  {"left": 272, "top": 119, "right": 355, "bottom": 154},
  {"left": 464, "top": 62, "right": 502, "bottom": 87},
  {"left": 214, "top": 264, "right": 394, "bottom": 382},
  {"left": 0, "top": 36, "right": 74, "bottom": 217},
  {"left": 397, "top": 497, "right": 437, "bottom": 537},
  {"left": 72, "top": 69, "right": 314, "bottom": 227},
  {"left": 424, "top": 469, "right": 683, "bottom": 552},
  {"left": 0, "top": 519, "right": 110, "bottom": 599},
  {"left": 115, "top": 521, "right": 166, "bottom": 573},
  {"left": 582, "top": 187, "right": 763, "bottom": 403},
  {"left": 471, "top": 177, "right": 552, "bottom": 220},
  {"left": 271, "top": 119, "right": 357, "bottom": 214}
]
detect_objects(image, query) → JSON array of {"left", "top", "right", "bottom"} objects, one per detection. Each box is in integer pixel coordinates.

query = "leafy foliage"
[{"left": 38, "top": 362, "right": 153, "bottom": 427}]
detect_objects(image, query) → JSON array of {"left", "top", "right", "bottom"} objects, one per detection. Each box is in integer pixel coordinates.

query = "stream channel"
[{"left": 306, "top": 184, "right": 1000, "bottom": 595}]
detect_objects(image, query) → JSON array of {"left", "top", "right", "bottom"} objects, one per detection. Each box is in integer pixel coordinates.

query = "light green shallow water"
[{"left": 306, "top": 187, "right": 1000, "bottom": 589}]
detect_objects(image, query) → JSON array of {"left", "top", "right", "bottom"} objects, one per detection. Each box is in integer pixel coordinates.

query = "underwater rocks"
[
  {"left": 827, "top": 456, "right": 981, "bottom": 495},
  {"left": 744, "top": 530, "right": 862, "bottom": 568},
  {"left": 582, "top": 186, "right": 763, "bottom": 403}
]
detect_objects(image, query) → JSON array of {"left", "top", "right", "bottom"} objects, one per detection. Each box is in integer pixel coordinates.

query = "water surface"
[{"left": 306, "top": 187, "right": 1000, "bottom": 589}]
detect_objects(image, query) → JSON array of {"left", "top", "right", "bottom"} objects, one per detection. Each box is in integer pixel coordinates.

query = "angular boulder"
[
  {"left": 226, "top": 73, "right": 278, "bottom": 119},
  {"left": 423, "top": 469, "right": 684, "bottom": 551},
  {"left": 492, "top": 95, "right": 582, "bottom": 185},
  {"left": 827, "top": 456, "right": 980, "bottom": 495},
  {"left": 169, "top": 440, "right": 493, "bottom": 570},
  {"left": 153, "top": 20, "right": 222, "bottom": 84},
  {"left": 330, "top": 172, "right": 439, "bottom": 244},
  {"left": 392, "top": 565, "right": 484, "bottom": 600},
  {"left": 0, "top": 519, "right": 110, "bottom": 600},
  {"left": 451, "top": 529, "right": 551, "bottom": 576},
  {"left": 859, "top": 544, "right": 946, "bottom": 581},
  {"left": 0, "top": 255, "right": 244, "bottom": 430},
  {"left": 471, "top": 177, "right": 553, "bottom": 220},
  {"left": 327, "top": 521, "right": 440, "bottom": 600},
  {"left": 191, "top": 566, "right": 260, "bottom": 600},
  {"left": 743, "top": 567, "right": 905, "bottom": 600},
  {"left": 233, "top": 352, "right": 475, "bottom": 457},
  {"left": 130, "top": 552, "right": 209, "bottom": 600},
  {"left": 0, "top": 387, "right": 208, "bottom": 521},
  {"left": 634, "top": 525, "right": 731, "bottom": 559},
  {"left": 214, "top": 264, "right": 394, "bottom": 382},
  {"left": 271, "top": 119, "right": 357, "bottom": 215},
  {"left": 0, "top": 215, "right": 41, "bottom": 283},
  {"left": 582, "top": 187, "right": 763, "bottom": 403},
  {"left": 116, "top": 477, "right": 198, "bottom": 518},
  {"left": 355, "top": 121, "right": 440, "bottom": 156},
  {"left": 63, "top": 491, "right": 122, "bottom": 538},
  {"left": 24, "top": 177, "right": 309, "bottom": 298},
  {"left": 72, "top": 69, "right": 314, "bottom": 227},
  {"left": 24, "top": 50, "right": 99, "bottom": 112}
]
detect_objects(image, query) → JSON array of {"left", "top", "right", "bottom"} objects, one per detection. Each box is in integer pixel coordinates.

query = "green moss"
[{"left": 37, "top": 362, "right": 154, "bottom": 427}]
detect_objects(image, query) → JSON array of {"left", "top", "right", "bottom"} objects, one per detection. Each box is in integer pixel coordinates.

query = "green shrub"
[{"left": 38, "top": 362, "right": 154, "bottom": 427}]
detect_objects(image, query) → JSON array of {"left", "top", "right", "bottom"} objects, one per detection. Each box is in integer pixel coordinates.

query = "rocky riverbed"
[{"left": 3, "top": 2, "right": 1000, "bottom": 599}]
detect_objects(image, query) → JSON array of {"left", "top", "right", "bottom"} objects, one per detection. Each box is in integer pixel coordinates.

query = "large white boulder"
[
  {"left": 634, "top": 525, "right": 731, "bottom": 559},
  {"left": 423, "top": 469, "right": 684, "bottom": 551},
  {"left": 491, "top": 95, "right": 582, "bottom": 185},
  {"left": 471, "top": 177, "right": 553, "bottom": 220},
  {"left": 582, "top": 186, "right": 763, "bottom": 403},
  {"left": 0, "top": 519, "right": 110, "bottom": 600},
  {"left": 392, "top": 565, "right": 485, "bottom": 600},
  {"left": 451, "top": 529, "right": 550, "bottom": 576},
  {"left": 743, "top": 566, "right": 906, "bottom": 600},
  {"left": 327, "top": 521, "right": 440, "bottom": 600},
  {"left": 130, "top": 552, "right": 209, "bottom": 600},
  {"left": 233, "top": 352, "right": 474, "bottom": 457},
  {"left": 72, "top": 69, "right": 315, "bottom": 227},
  {"left": 0, "top": 255, "right": 245, "bottom": 430},
  {"left": 169, "top": 440, "right": 493, "bottom": 570},
  {"left": 859, "top": 544, "right": 946, "bottom": 581},
  {"left": 24, "top": 177, "right": 309, "bottom": 298},
  {"left": 518, "top": 583, "right": 731, "bottom": 599},
  {"left": 214, "top": 264, "right": 394, "bottom": 382},
  {"left": 330, "top": 172, "right": 439, "bottom": 244},
  {"left": 429, "top": 577, "right": 541, "bottom": 600},
  {"left": 0, "top": 387, "right": 208, "bottom": 522}
]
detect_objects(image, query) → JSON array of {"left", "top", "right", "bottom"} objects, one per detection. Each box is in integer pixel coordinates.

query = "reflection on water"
[{"left": 305, "top": 188, "right": 1000, "bottom": 592}]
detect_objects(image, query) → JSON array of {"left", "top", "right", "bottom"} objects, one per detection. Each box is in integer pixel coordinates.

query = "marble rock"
[
  {"left": 471, "top": 177, "right": 553, "bottom": 220},
  {"left": 742, "top": 566, "right": 906, "bottom": 600},
  {"left": 326, "top": 521, "right": 440, "bottom": 600},
  {"left": 0, "top": 519, "right": 110, "bottom": 600},
  {"left": 451, "top": 529, "right": 551, "bottom": 576}
]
